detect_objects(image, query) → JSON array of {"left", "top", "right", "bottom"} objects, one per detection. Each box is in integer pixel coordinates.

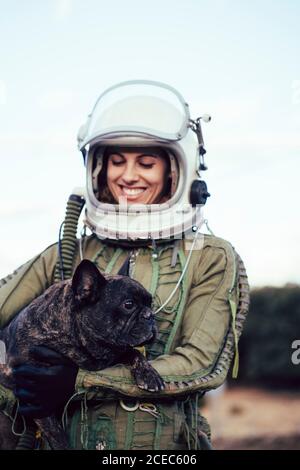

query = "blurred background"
[{"left": 0, "top": 0, "right": 299, "bottom": 449}]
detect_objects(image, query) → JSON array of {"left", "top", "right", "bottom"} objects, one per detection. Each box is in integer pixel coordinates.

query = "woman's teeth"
[{"left": 122, "top": 187, "right": 146, "bottom": 196}]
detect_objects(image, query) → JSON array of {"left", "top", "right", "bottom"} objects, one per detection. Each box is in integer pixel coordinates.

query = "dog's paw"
[{"left": 133, "top": 364, "right": 165, "bottom": 392}]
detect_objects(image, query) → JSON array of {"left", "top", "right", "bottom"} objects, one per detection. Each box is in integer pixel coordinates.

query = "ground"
[{"left": 202, "top": 386, "right": 300, "bottom": 450}]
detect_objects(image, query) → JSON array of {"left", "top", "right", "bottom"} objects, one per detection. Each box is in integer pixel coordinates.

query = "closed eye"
[
  {"left": 139, "top": 163, "right": 154, "bottom": 169},
  {"left": 111, "top": 160, "right": 154, "bottom": 169}
]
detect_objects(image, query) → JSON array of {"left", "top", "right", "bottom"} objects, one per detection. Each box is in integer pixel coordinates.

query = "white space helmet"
[{"left": 77, "top": 80, "right": 211, "bottom": 242}]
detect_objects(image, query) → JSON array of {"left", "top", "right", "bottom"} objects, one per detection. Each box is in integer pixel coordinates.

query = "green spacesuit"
[
  {"left": 0, "top": 80, "right": 250, "bottom": 449},
  {"left": 0, "top": 231, "right": 249, "bottom": 449}
]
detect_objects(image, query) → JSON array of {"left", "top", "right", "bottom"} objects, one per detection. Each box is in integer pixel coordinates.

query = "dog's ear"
[
  {"left": 72, "top": 260, "right": 107, "bottom": 305},
  {"left": 117, "top": 254, "right": 131, "bottom": 276}
]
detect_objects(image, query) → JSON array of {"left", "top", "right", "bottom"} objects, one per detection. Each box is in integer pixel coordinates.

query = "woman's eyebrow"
[
  {"left": 108, "top": 152, "right": 125, "bottom": 158},
  {"left": 108, "top": 152, "right": 158, "bottom": 158},
  {"left": 138, "top": 153, "right": 158, "bottom": 158}
]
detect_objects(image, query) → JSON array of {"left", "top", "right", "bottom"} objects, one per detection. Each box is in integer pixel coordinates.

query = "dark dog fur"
[{"left": 0, "top": 260, "right": 164, "bottom": 449}]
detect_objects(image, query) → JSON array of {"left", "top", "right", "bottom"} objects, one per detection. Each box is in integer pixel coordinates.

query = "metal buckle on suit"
[
  {"left": 139, "top": 403, "right": 160, "bottom": 418},
  {"left": 119, "top": 400, "right": 159, "bottom": 419},
  {"left": 119, "top": 399, "right": 140, "bottom": 412}
]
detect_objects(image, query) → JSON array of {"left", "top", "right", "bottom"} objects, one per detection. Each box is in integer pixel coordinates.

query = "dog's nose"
[{"left": 142, "top": 308, "right": 154, "bottom": 320}]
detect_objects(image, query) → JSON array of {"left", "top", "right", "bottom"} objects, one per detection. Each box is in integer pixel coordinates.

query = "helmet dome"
[{"left": 77, "top": 80, "right": 210, "bottom": 242}]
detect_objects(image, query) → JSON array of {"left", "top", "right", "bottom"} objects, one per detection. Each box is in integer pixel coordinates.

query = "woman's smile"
[
  {"left": 106, "top": 149, "right": 169, "bottom": 205},
  {"left": 118, "top": 185, "right": 148, "bottom": 199}
]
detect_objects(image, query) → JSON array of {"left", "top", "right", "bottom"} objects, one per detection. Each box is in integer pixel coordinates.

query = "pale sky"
[{"left": 0, "top": 0, "right": 299, "bottom": 287}]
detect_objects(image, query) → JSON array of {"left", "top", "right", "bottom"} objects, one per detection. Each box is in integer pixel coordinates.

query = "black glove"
[{"left": 12, "top": 346, "right": 78, "bottom": 419}]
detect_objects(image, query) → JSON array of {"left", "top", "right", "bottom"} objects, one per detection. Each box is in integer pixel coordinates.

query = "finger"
[
  {"left": 14, "top": 388, "right": 40, "bottom": 404},
  {"left": 29, "top": 345, "right": 75, "bottom": 366},
  {"left": 18, "top": 403, "right": 49, "bottom": 419},
  {"left": 14, "top": 378, "right": 45, "bottom": 394},
  {"left": 13, "top": 364, "right": 50, "bottom": 379},
  {"left": 13, "top": 365, "right": 66, "bottom": 391}
]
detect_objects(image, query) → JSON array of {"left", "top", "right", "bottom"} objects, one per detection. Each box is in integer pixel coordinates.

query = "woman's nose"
[{"left": 121, "top": 163, "right": 139, "bottom": 183}]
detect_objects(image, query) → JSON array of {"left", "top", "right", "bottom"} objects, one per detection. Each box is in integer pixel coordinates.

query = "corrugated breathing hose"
[{"left": 54, "top": 194, "right": 85, "bottom": 282}]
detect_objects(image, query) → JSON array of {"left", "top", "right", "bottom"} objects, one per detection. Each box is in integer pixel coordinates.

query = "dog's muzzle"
[{"left": 142, "top": 307, "right": 154, "bottom": 320}]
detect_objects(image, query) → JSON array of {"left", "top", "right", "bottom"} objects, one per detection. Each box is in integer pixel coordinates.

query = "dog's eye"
[{"left": 123, "top": 300, "right": 135, "bottom": 310}]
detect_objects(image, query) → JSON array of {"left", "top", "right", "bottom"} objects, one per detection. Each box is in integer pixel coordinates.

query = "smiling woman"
[
  {"left": 97, "top": 147, "right": 172, "bottom": 205},
  {"left": 0, "top": 80, "right": 250, "bottom": 451}
]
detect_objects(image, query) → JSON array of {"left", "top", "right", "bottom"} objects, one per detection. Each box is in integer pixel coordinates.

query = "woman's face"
[{"left": 106, "top": 149, "right": 169, "bottom": 204}]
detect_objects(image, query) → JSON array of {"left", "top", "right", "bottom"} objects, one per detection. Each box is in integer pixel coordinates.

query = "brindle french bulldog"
[{"left": 0, "top": 259, "right": 164, "bottom": 449}]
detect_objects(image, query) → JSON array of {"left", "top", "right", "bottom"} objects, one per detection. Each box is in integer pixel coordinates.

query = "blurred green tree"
[{"left": 233, "top": 286, "right": 300, "bottom": 389}]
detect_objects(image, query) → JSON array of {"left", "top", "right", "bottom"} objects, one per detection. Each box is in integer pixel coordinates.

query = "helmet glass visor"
[{"left": 82, "top": 81, "right": 190, "bottom": 147}]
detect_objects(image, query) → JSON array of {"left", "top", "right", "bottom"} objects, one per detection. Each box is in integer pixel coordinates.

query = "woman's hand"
[{"left": 12, "top": 346, "right": 78, "bottom": 419}]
